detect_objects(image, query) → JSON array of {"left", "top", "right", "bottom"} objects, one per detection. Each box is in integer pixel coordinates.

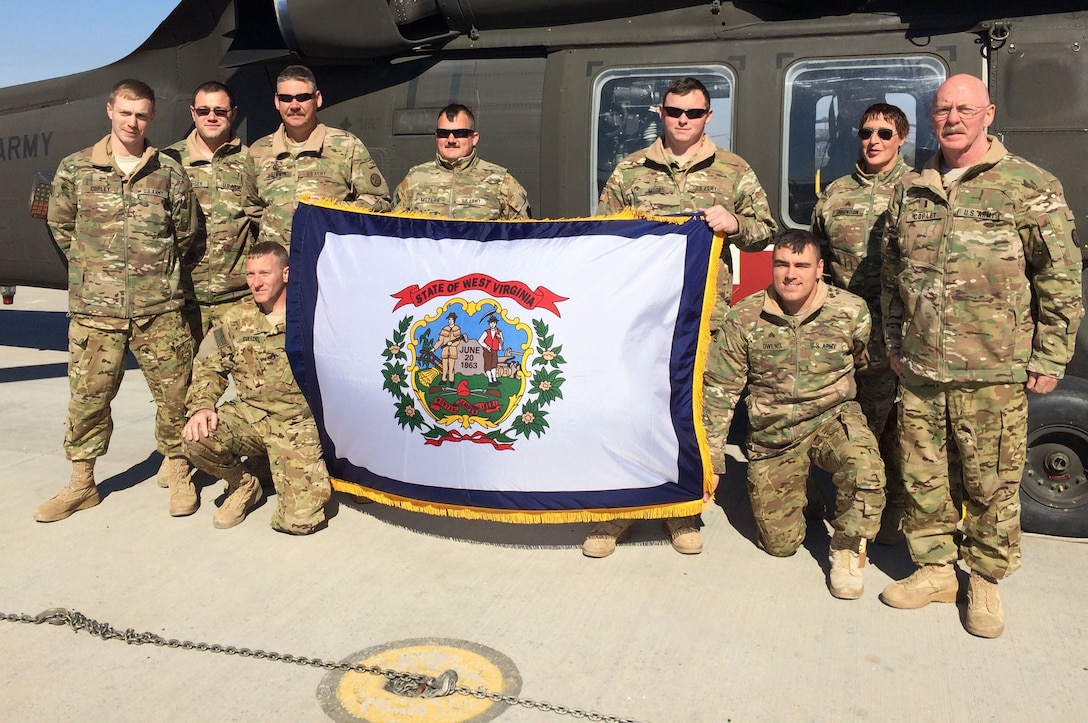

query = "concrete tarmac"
[{"left": 2, "top": 287, "right": 1086, "bottom": 722}]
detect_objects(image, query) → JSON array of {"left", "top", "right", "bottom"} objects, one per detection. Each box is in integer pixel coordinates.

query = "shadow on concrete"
[
  {"left": 0, "top": 309, "right": 69, "bottom": 352},
  {"left": 97, "top": 453, "right": 162, "bottom": 501},
  {"left": 802, "top": 469, "right": 835, "bottom": 573},
  {"left": 713, "top": 455, "right": 758, "bottom": 547},
  {"left": 0, "top": 355, "right": 139, "bottom": 384},
  {"left": 335, "top": 421, "right": 757, "bottom": 552},
  {"left": 0, "top": 310, "right": 138, "bottom": 383},
  {"left": 337, "top": 494, "right": 614, "bottom": 549},
  {"left": 713, "top": 455, "right": 916, "bottom": 582},
  {"left": 0, "top": 362, "right": 69, "bottom": 383},
  {"left": 867, "top": 533, "right": 917, "bottom": 581}
]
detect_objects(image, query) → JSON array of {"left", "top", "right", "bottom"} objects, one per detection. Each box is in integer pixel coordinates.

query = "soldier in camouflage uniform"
[
  {"left": 393, "top": 103, "right": 530, "bottom": 219},
  {"left": 880, "top": 75, "right": 1084, "bottom": 637},
  {"left": 812, "top": 103, "right": 912, "bottom": 545},
  {"left": 183, "top": 241, "right": 332, "bottom": 533},
  {"left": 250, "top": 65, "right": 391, "bottom": 251},
  {"left": 36, "top": 78, "right": 200, "bottom": 523},
  {"left": 704, "top": 229, "right": 886, "bottom": 599},
  {"left": 585, "top": 77, "right": 777, "bottom": 558},
  {"left": 597, "top": 78, "right": 777, "bottom": 322},
  {"left": 164, "top": 81, "right": 259, "bottom": 345}
]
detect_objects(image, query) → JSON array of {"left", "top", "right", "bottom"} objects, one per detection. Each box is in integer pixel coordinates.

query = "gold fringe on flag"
[
  {"left": 333, "top": 479, "right": 704, "bottom": 524},
  {"left": 301, "top": 198, "right": 687, "bottom": 226},
  {"left": 693, "top": 232, "right": 724, "bottom": 500}
]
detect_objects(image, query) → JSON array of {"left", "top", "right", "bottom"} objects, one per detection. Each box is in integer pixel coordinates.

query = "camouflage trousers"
[
  {"left": 855, "top": 364, "right": 906, "bottom": 510},
  {"left": 898, "top": 378, "right": 1025, "bottom": 579},
  {"left": 181, "top": 296, "right": 251, "bottom": 346},
  {"left": 183, "top": 401, "right": 332, "bottom": 533},
  {"left": 65, "top": 312, "right": 193, "bottom": 460},
  {"left": 748, "top": 406, "right": 886, "bottom": 556}
]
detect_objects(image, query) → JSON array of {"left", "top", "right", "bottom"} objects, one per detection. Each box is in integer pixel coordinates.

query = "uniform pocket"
[{"left": 1038, "top": 212, "right": 1077, "bottom": 266}]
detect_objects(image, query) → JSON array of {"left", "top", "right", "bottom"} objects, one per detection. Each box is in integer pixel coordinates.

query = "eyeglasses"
[
  {"left": 435, "top": 128, "right": 475, "bottom": 139},
  {"left": 276, "top": 92, "right": 315, "bottom": 103},
  {"left": 662, "top": 106, "right": 710, "bottom": 119},
  {"left": 192, "top": 106, "right": 232, "bottom": 118},
  {"left": 931, "top": 104, "right": 986, "bottom": 119},
  {"left": 858, "top": 128, "right": 895, "bottom": 141}
]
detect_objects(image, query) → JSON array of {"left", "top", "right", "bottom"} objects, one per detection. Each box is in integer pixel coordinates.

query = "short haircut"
[
  {"left": 773, "top": 228, "right": 821, "bottom": 257},
  {"left": 438, "top": 103, "right": 475, "bottom": 128},
  {"left": 277, "top": 65, "right": 317, "bottom": 92},
  {"left": 661, "top": 77, "right": 710, "bottom": 107},
  {"left": 110, "top": 79, "right": 156, "bottom": 109},
  {"left": 859, "top": 102, "right": 909, "bottom": 138},
  {"left": 192, "top": 81, "right": 235, "bottom": 108},
  {"left": 248, "top": 241, "right": 289, "bottom": 268}
]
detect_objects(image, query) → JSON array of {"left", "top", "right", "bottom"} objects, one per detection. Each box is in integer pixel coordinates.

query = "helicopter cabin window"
[
  {"left": 782, "top": 57, "right": 946, "bottom": 228},
  {"left": 591, "top": 67, "right": 735, "bottom": 213}
]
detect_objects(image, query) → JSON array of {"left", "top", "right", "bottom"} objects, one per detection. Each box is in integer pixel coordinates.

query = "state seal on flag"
[{"left": 381, "top": 287, "right": 567, "bottom": 450}]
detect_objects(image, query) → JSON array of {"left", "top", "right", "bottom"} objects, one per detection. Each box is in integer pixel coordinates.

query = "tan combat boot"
[
  {"left": 664, "top": 516, "right": 703, "bottom": 554},
  {"left": 965, "top": 571, "right": 1004, "bottom": 638},
  {"left": 213, "top": 470, "right": 263, "bottom": 529},
  {"left": 582, "top": 519, "right": 633, "bottom": 558},
  {"left": 34, "top": 460, "right": 100, "bottom": 522},
  {"left": 155, "top": 456, "right": 171, "bottom": 488},
  {"left": 828, "top": 534, "right": 866, "bottom": 600},
  {"left": 165, "top": 457, "right": 198, "bottom": 517},
  {"left": 880, "top": 563, "right": 959, "bottom": 609}
]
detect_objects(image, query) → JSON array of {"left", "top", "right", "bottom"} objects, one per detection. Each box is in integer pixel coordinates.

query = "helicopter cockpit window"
[
  {"left": 782, "top": 56, "right": 946, "bottom": 228},
  {"left": 591, "top": 67, "right": 734, "bottom": 213}
]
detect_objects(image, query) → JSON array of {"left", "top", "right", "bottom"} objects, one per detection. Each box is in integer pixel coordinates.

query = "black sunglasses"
[
  {"left": 858, "top": 127, "right": 895, "bottom": 141},
  {"left": 192, "top": 106, "right": 231, "bottom": 118},
  {"left": 276, "top": 92, "right": 315, "bottom": 103},
  {"left": 662, "top": 106, "right": 710, "bottom": 119},
  {"left": 435, "top": 128, "right": 475, "bottom": 139}
]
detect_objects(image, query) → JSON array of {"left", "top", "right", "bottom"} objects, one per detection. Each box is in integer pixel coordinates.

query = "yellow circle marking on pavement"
[{"left": 335, "top": 643, "right": 508, "bottom": 722}]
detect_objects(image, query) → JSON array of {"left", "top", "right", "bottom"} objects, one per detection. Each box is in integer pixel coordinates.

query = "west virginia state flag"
[{"left": 286, "top": 201, "right": 719, "bottom": 523}]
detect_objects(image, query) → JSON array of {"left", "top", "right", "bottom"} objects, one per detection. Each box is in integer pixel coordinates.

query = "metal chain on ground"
[{"left": 1, "top": 608, "right": 645, "bottom": 723}]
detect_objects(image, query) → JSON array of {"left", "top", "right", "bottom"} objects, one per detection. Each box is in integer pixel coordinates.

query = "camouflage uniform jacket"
[
  {"left": 812, "top": 154, "right": 910, "bottom": 369},
  {"left": 187, "top": 302, "right": 314, "bottom": 425},
  {"left": 882, "top": 136, "right": 1083, "bottom": 383},
  {"left": 249, "top": 123, "right": 392, "bottom": 250},
  {"left": 163, "top": 132, "right": 258, "bottom": 304},
  {"left": 48, "top": 134, "right": 198, "bottom": 323},
  {"left": 597, "top": 136, "right": 776, "bottom": 307},
  {"left": 393, "top": 151, "right": 530, "bottom": 219},
  {"left": 703, "top": 281, "right": 871, "bottom": 468}
]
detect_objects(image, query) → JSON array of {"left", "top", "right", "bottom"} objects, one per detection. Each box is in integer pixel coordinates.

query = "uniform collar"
[
  {"left": 183, "top": 130, "right": 240, "bottom": 164},
  {"left": 90, "top": 134, "right": 156, "bottom": 172},
  {"left": 645, "top": 135, "right": 719, "bottom": 169},
  {"left": 913, "top": 134, "right": 1007, "bottom": 194},
  {"left": 435, "top": 150, "right": 478, "bottom": 171},
  {"left": 763, "top": 279, "right": 829, "bottom": 322},
  {"left": 271, "top": 123, "right": 327, "bottom": 156},
  {"left": 853, "top": 154, "right": 908, "bottom": 186}
]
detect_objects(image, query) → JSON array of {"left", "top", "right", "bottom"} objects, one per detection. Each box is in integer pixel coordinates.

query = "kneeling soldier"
[
  {"left": 182, "top": 241, "right": 331, "bottom": 533},
  {"left": 703, "top": 229, "right": 886, "bottom": 598}
]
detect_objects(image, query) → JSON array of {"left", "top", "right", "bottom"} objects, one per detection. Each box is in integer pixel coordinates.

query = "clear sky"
[{"left": 0, "top": 1, "right": 181, "bottom": 88}]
